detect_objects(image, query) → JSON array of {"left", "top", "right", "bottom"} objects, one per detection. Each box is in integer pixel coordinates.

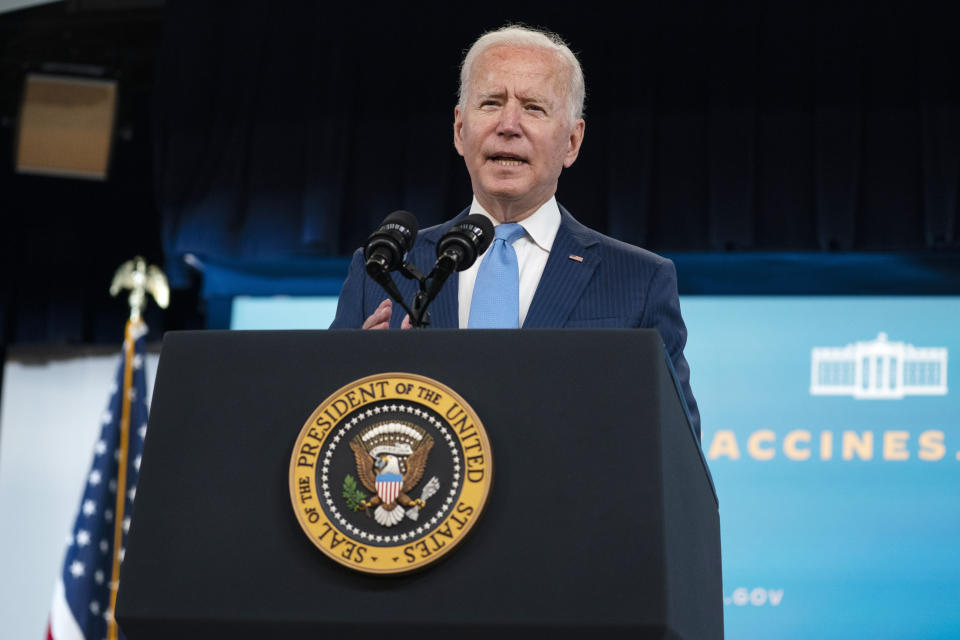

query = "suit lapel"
[{"left": 523, "top": 208, "right": 600, "bottom": 328}]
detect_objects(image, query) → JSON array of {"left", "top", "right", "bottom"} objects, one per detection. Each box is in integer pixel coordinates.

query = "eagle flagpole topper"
[{"left": 109, "top": 256, "right": 170, "bottom": 322}]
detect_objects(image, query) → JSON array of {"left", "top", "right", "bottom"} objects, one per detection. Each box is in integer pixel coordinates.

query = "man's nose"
[{"left": 496, "top": 101, "right": 522, "bottom": 136}]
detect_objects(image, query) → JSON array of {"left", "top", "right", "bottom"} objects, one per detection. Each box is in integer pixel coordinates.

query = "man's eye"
[
  {"left": 526, "top": 104, "right": 545, "bottom": 113},
  {"left": 480, "top": 100, "right": 499, "bottom": 107}
]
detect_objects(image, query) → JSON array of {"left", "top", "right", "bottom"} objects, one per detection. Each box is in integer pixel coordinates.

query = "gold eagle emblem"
[{"left": 349, "top": 422, "right": 435, "bottom": 527}]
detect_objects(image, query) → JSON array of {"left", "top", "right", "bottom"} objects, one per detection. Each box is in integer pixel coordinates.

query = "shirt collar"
[{"left": 468, "top": 195, "right": 561, "bottom": 253}]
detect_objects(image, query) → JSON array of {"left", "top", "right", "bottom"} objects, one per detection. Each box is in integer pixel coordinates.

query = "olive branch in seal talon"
[{"left": 342, "top": 474, "right": 368, "bottom": 512}]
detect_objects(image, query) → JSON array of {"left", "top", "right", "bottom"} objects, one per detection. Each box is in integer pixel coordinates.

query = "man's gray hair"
[{"left": 457, "top": 25, "right": 586, "bottom": 123}]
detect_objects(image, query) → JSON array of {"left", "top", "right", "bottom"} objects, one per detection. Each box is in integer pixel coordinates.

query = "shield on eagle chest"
[{"left": 375, "top": 473, "right": 403, "bottom": 504}]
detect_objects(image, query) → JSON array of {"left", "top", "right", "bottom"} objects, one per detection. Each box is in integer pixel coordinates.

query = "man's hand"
[
  {"left": 362, "top": 298, "right": 412, "bottom": 330},
  {"left": 362, "top": 298, "right": 392, "bottom": 330}
]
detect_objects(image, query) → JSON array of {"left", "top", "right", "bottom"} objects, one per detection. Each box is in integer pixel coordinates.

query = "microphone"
[
  {"left": 363, "top": 210, "right": 419, "bottom": 276},
  {"left": 435, "top": 214, "right": 495, "bottom": 272},
  {"left": 363, "top": 210, "right": 419, "bottom": 322},
  {"left": 419, "top": 215, "right": 495, "bottom": 310}
]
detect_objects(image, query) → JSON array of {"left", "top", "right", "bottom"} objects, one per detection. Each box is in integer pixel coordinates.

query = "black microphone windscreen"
[
  {"left": 466, "top": 214, "right": 495, "bottom": 255},
  {"left": 379, "top": 210, "right": 419, "bottom": 251},
  {"left": 363, "top": 210, "right": 419, "bottom": 273},
  {"left": 436, "top": 214, "right": 495, "bottom": 272}
]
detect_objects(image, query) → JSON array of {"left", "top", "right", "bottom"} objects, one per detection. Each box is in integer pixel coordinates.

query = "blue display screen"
[{"left": 684, "top": 297, "right": 960, "bottom": 639}]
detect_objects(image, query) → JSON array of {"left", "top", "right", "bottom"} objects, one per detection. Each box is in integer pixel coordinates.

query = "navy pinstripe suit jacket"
[{"left": 330, "top": 205, "right": 701, "bottom": 438}]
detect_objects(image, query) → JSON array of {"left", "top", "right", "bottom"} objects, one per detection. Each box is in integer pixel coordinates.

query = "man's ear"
[
  {"left": 563, "top": 118, "right": 586, "bottom": 168},
  {"left": 453, "top": 105, "right": 465, "bottom": 157}
]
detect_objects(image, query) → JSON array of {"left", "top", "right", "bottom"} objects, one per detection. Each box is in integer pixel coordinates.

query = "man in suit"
[{"left": 330, "top": 25, "right": 700, "bottom": 438}]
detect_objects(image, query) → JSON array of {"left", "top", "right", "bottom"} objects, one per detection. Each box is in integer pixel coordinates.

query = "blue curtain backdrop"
[{"left": 154, "top": 0, "right": 960, "bottom": 288}]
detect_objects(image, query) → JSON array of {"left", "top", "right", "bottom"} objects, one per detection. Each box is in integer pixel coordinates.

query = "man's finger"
[
  {"left": 401, "top": 314, "right": 412, "bottom": 330},
  {"left": 362, "top": 299, "right": 392, "bottom": 330}
]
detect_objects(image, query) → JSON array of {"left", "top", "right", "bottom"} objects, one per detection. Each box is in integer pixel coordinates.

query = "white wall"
[{"left": 0, "top": 350, "right": 158, "bottom": 639}]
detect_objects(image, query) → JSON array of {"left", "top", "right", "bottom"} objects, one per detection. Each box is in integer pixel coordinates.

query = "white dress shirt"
[{"left": 458, "top": 196, "right": 562, "bottom": 328}]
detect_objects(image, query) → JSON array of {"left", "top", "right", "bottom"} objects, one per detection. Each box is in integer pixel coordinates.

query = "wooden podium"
[{"left": 116, "top": 329, "right": 721, "bottom": 638}]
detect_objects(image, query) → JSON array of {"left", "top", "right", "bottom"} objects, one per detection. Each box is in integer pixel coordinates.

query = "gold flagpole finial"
[{"left": 109, "top": 256, "right": 170, "bottom": 322}]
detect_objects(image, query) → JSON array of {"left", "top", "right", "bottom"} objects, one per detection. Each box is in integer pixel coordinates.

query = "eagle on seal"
[{"left": 349, "top": 422, "right": 434, "bottom": 527}]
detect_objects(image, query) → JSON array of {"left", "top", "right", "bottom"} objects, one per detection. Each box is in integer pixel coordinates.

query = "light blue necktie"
[{"left": 468, "top": 222, "right": 526, "bottom": 328}]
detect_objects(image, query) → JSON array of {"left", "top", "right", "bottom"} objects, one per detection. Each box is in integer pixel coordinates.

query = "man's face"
[{"left": 454, "top": 45, "right": 585, "bottom": 221}]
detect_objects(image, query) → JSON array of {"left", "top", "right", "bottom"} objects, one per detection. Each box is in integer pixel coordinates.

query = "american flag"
[{"left": 47, "top": 321, "right": 149, "bottom": 640}]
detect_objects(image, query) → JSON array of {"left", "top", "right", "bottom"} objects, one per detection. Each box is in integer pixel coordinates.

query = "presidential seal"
[{"left": 289, "top": 373, "right": 492, "bottom": 574}]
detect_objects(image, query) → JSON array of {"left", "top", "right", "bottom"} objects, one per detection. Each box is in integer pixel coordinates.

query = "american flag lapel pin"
[{"left": 568, "top": 254, "right": 584, "bottom": 263}]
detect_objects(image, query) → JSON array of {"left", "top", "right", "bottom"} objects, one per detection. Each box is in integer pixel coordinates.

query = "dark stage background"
[{"left": 1, "top": 0, "right": 959, "bottom": 346}]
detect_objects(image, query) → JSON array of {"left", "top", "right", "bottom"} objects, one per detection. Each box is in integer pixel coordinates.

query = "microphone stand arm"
[
  {"left": 397, "top": 261, "right": 432, "bottom": 328},
  {"left": 367, "top": 258, "right": 417, "bottom": 322},
  {"left": 402, "top": 252, "right": 459, "bottom": 329},
  {"left": 419, "top": 252, "right": 457, "bottom": 314},
  {"left": 370, "top": 253, "right": 461, "bottom": 329}
]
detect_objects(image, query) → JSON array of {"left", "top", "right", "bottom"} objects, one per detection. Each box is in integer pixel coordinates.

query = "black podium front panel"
[{"left": 117, "top": 329, "right": 720, "bottom": 639}]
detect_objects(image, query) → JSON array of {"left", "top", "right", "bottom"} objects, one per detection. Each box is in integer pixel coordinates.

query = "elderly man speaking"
[{"left": 330, "top": 25, "right": 700, "bottom": 438}]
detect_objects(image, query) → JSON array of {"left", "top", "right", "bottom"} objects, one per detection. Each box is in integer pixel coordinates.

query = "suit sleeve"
[
  {"left": 640, "top": 259, "right": 702, "bottom": 440},
  {"left": 329, "top": 248, "right": 367, "bottom": 329}
]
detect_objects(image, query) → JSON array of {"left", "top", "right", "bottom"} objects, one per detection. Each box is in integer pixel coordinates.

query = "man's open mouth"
[{"left": 489, "top": 154, "right": 526, "bottom": 167}]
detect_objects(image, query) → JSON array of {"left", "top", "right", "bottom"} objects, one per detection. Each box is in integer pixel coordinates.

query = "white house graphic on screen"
[{"left": 810, "top": 333, "right": 948, "bottom": 399}]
